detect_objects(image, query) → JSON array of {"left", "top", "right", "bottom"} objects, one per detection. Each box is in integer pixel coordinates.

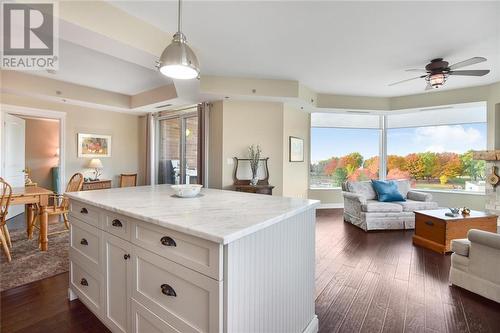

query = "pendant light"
[{"left": 157, "top": 0, "right": 199, "bottom": 79}]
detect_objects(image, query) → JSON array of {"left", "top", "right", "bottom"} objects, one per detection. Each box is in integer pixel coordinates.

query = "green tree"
[
  {"left": 460, "top": 151, "right": 486, "bottom": 180},
  {"left": 420, "top": 152, "right": 438, "bottom": 180},
  {"left": 332, "top": 167, "right": 348, "bottom": 186}
]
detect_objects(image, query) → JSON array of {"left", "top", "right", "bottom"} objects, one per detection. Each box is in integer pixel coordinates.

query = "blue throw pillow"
[{"left": 371, "top": 180, "right": 406, "bottom": 202}]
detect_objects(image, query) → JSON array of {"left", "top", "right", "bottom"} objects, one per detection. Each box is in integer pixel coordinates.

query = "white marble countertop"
[{"left": 66, "top": 185, "right": 319, "bottom": 244}]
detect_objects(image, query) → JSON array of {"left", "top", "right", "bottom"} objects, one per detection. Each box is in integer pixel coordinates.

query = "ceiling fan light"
[
  {"left": 158, "top": 33, "right": 200, "bottom": 80},
  {"left": 429, "top": 73, "right": 447, "bottom": 88}
]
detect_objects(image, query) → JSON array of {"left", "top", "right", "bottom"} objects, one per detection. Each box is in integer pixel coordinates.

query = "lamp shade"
[
  {"left": 158, "top": 32, "right": 199, "bottom": 80},
  {"left": 87, "top": 158, "right": 103, "bottom": 169}
]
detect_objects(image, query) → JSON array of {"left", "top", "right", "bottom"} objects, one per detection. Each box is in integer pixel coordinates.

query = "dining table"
[{"left": 10, "top": 186, "right": 53, "bottom": 251}]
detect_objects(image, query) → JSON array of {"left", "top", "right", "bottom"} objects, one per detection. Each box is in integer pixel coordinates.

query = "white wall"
[
  {"left": 207, "top": 100, "right": 311, "bottom": 198},
  {"left": 282, "top": 105, "right": 310, "bottom": 198},
  {"left": 221, "top": 100, "right": 284, "bottom": 195}
]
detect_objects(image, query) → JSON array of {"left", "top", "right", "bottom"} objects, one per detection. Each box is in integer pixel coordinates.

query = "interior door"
[{"left": 3, "top": 114, "right": 25, "bottom": 219}]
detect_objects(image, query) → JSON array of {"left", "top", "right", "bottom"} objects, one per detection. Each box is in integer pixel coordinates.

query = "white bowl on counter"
[{"left": 171, "top": 184, "right": 203, "bottom": 198}]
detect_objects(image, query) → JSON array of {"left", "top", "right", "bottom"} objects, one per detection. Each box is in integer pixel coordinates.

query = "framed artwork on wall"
[
  {"left": 289, "top": 136, "right": 304, "bottom": 162},
  {"left": 77, "top": 133, "right": 111, "bottom": 157}
]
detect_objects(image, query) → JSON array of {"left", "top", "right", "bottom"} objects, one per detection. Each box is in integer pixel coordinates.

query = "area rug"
[{"left": 0, "top": 223, "right": 69, "bottom": 291}]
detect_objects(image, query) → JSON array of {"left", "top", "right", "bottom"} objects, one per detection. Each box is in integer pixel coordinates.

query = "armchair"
[{"left": 449, "top": 229, "right": 500, "bottom": 303}]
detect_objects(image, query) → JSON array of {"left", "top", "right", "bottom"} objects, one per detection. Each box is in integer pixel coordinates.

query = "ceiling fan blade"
[
  {"left": 405, "top": 69, "right": 427, "bottom": 73},
  {"left": 388, "top": 75, "right": 426, "bottom": 86},
  {"left": 449, "top": 57, "right": 487, "bottom": 70},
  {"left": 448, "top": 70, "right": 490, "bottom": 76}
]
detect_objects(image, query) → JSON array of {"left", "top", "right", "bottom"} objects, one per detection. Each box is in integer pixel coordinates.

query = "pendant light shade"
[{"left": 158, "top": 0, "right": 199, "bottom": 80}]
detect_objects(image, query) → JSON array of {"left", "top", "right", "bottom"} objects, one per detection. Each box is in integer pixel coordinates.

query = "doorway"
[
  {"left": 156, "top": 108, "right": 201, "bottom": 185},
  {"left": 1, "top": 105, "right": 65, "bottom": 222}
]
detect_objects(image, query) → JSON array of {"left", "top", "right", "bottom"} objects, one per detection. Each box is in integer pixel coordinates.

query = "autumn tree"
[
  {"left": 387, "top": 155, "right": 407, "bottom": 171},
  {"left": 387, "top": 168, "right": 411, "bottom": 180},
  {"left": 404, "top": 153, "right": 425, "bottom": 180},
  {"left": 434, "top": 153, "right": 462, "bottom": 179},
  {"left": 442, "top": 154, "right": 462, "bottom": 178},
  {"left": 363, "top": 156, "right": 379, "bottom": 175},
  {"left": 340, "top": 152, "right": 363, "bottom": 176},
  {"left": 323, "top": 157, "right": 339, "bottom": 176}
]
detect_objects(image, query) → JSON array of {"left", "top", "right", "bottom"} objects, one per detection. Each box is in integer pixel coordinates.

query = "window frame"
[{"left": 310, "top": 114, "right": 487, "bottom": 194}]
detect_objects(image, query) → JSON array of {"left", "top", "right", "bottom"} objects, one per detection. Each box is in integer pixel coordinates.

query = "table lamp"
[{"left": 87, "top": 158, "right": 103, "bottom": 181}]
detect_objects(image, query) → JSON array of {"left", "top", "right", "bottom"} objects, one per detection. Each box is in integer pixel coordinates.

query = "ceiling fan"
[{"left": 389, "top": 57, "right": 490, "bottom": 90}]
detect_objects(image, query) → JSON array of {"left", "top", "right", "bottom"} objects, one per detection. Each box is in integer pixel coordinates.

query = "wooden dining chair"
[
  {"left": 120, "top": 173, "right": 137, "bottom": 187},
  {"left": 0, "top": 177, "right": 13, "bottom": 262},
  {"left": 29, "top": 173, "right": 84, "bottom": 239}
]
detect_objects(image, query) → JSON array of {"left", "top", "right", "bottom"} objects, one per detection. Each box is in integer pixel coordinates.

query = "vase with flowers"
[{"left": 248, "top": 144, "right": 262, "bottom": 186}]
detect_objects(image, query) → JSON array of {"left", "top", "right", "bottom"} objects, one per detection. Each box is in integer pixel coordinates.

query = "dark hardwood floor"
[
  {"left": 315, "top": 209, "right": 500, "bottom": 333},
  {"left": 1, "top": 209, "right": 499, "bottom": 333}
]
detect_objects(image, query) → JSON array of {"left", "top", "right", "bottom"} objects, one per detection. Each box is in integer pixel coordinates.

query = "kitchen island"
[{"left": 66, "top": 185, "right": 319, "bottom": 333}]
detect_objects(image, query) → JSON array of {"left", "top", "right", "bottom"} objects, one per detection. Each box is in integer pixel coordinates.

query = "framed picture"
[
  {"left": 78, "top": 133, "right": 111, "bottom": 157},
  {"left": 289, "top": 136, "right": 304, "bottom": 162}
]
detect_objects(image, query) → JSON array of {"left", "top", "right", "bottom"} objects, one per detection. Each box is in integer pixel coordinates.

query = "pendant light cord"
[{"left": 177, "top": 0, "right": 182, "bottom": 33}]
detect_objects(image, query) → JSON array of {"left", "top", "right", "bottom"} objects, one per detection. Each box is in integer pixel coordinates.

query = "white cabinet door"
[{"left": 103, "top": 232, "right": 132, "bottom": 333}]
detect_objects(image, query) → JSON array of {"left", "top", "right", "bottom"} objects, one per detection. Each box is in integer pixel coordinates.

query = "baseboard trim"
[
  {"left": 318, "top": 203, "right": 344, "bottom": 209},
  {"left": 303, "top": 315, "right": 318, "bottom": 333}
]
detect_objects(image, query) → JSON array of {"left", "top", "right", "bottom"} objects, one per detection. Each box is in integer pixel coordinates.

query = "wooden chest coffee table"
[{"left": 413, "top": 209, "right": 497, "bottom": 254}]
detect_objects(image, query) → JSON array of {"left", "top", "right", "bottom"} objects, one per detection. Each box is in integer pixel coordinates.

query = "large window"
[
  {"left": 310, "top": 103, "right": 487, "bottom": 193},
  {"left": 387, "top": 124, "right": 487, "bottom": 192},
  {"left": 310, "top": 128, "right": 380, "bottom": 188}
]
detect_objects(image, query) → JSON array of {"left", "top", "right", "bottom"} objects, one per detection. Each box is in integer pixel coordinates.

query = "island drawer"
[
  {"left": 132, "top": 221, "right": 222, "bottom": 280},
  {"left": 101, "top": 211, "right": 132, "bottom": 241},
  {"left": 131, "top": 246, "right": 221, "bottom": 333},
  {"left": 70, "top": 217, "right": 101, "bottom": 272},
  {"left": 70, "top": 201, "right": 99, "bottom": 227},
  {"left": 131, "top": 299, "right": 181, "bottom": 333},
  {"left": 70, "top": 259, "right": 103, "bottom": 316}
]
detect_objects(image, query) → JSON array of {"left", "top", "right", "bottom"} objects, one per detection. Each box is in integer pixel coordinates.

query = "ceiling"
[
  {"left": 25, "top": 40, "right": 170, "bottom": 95},
  {"left": 108, "top": 0, "right": 500, "bottom": 97}
]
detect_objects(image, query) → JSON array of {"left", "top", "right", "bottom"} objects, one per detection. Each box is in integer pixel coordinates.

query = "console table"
[
  {"left": 234, "top": 184, "right": 274, "bottom": 195},
  {"left": 232, "top": 157, "right": 274, "bottom": 195},
  {"left": 82, "top": 179, "right": 111, "bottom": 191}
]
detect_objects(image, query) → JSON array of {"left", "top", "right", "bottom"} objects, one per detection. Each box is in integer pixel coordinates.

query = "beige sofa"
[
  {"left": 449, "top": 229, "right": 500, "bottom": 303},
  {"left": 342, "top": 180, "right": 439, "bottom": 231}
]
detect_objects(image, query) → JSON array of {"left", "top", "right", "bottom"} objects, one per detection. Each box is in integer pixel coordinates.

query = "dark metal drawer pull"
[
  {"left": 80, "top": 208, "right": 88, "bottom": 214},
  {"left": 161, "top": 284, "right": 176, "bottom": 297},
  {"left": 80, "top": 238, "right": 88, "bottom": 246},
  {"left": 111, "top": 219, "right": 123, "bottom": 228},
  {"left": 123, "top": 254, "right": 130, "bottom": 260},
  {"left": 425, "top": 221, "right": 434, "bottom": 226},
  {"left": 160, "top": 236, "right": 176, "bottom": 247},
  {"left": 80, "top": 278, "right": 88, "bottom": 286}
]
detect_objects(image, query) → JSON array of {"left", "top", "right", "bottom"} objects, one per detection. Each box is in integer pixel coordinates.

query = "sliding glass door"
[{"left": 157, "top": 109, "right": 200, "bottom": 185}]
